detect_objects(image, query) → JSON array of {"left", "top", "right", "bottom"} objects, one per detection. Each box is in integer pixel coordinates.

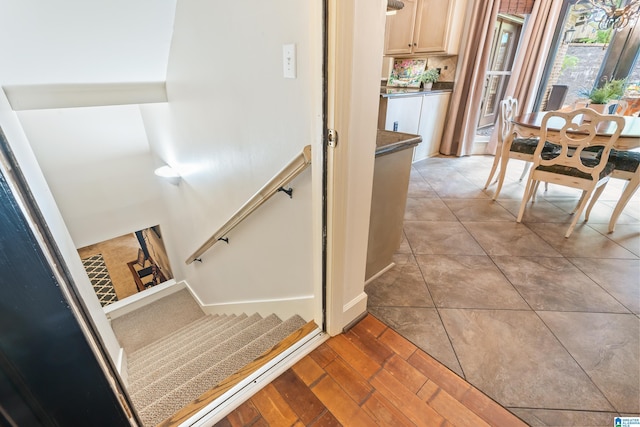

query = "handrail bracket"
[{"left": 277, "top": 186, "right": 294, "bottom": 198}]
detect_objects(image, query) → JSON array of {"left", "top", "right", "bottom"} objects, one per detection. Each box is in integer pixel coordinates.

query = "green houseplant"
[
  {"left": 420, "top": 68, "right": 440, "bottom": 90},
  {"left": 580, "top": 79, "right": 625, "bottom": 109}
]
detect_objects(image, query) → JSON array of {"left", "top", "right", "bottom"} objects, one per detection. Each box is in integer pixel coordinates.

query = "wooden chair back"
[{"left": 535, "top": 108, "right": 625, "bottom": 182}]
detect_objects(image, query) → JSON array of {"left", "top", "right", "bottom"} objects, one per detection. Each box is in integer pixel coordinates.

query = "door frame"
[
  {"left": 478, "top": 14, "right": 523, "bottom": 129},
  {"left": 0, "top": 128, "right": 137, "bottom": 425}
]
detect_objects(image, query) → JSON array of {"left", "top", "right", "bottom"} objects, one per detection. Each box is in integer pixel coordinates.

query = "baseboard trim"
[
  {"left": 117, "top": 348, "right": 128, "bottom": 387},
  {"left": 163, "top": 323, "right": 327, "bottom": 427},
  {"left": 339, "top": 291, "right": 368, "bottom": 334},
  {"left": 197, "top": 295, "right": 315, "bottom": 322},
  {"left": 103, "top": 279, "right": 180, "bottom": 319},
  {"left": 364, "top": 262, "right": 395, "bottom": 286}
]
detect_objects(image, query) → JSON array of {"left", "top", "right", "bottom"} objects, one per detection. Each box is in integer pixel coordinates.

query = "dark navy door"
[{"left": 0, "top": 165, "right": 130, "bottom": 426}]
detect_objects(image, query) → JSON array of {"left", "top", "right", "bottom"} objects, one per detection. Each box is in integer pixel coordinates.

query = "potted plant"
[
  {"left": 420, "top": 68, "right": 440, "bottom": 90},
  {"left": 579, "top": 79, "right": 625, "bottom": 113}
]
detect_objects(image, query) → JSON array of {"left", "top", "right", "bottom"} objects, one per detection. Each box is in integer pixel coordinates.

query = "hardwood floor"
[{"left": 216, "top": 314, "right": 527, "bottom": 426}]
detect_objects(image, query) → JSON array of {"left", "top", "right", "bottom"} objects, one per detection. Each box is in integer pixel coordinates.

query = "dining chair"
[
  {"left": 484, "top": 96, "right": 555, "bottom": 200},
  {"left": 605, "top": 99, "right": 629, "bottom": 115},
  {"left": 584, "top": 148, "right": 640, "bottom": 233},
  {"left": 516, "top": 108, "right": 625, "bottom": 238}
]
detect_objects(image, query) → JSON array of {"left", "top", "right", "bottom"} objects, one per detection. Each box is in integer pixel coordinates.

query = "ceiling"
[
  {"left": 0, "top": 0, "right": 177, "bottom": 85},
  {"left": 1, "top": 1, "right": 178, "bottom": 183}
]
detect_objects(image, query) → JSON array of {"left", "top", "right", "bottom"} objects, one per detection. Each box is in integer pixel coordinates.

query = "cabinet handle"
[
  {"left": 413, "top": 42, "right": 417, "bottom": 46},
  {"left": 408, "top": 43, "right": 412, "bottom": 47}
]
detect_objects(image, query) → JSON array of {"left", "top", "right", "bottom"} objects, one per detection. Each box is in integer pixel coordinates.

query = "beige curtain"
[
  {"left": 440, "top": 0, "right": 500, "bottom": 156},
  {"left": 486, "top": 0, "right": 564, "bottom": 154}
]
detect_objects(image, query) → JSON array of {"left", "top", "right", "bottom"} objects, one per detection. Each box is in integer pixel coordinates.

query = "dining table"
[
  {"left": 509, "top": 112, "right": 640, "bottom": 232},
  {"left": 512, "top": 112, "right": 640, "bottom": 150}
]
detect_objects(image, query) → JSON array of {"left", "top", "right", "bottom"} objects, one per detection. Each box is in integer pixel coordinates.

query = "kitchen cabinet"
[
  {"left": 366, "top": 131, "right": 421, "bottom": 281},
  {"left": 378, "top": 91, "right": 451, "bottom": 163},
  {"left": 415, "top": 92, "right": 450, "bottom": 161},
  {"left": 381, "top": 96, "right": 422, "bottom": 134},
  {"left": 384, "top": 0, "right": 463, "bottom": 56}
]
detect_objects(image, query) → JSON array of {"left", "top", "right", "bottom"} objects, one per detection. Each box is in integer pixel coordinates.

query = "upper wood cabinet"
[{"left": 384, "top": 0, "right": 461, "bottom": 56}]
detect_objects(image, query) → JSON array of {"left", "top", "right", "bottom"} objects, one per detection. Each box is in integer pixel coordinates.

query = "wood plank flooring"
[{"left": 216, "top": 314, "right": 527, "bottom": 426}]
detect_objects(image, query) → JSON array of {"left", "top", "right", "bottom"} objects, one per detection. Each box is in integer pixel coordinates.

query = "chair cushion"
[
  {"left": 510, "top": 137, "right": 557, "bottom": 155},
  {"left": 608, "top": 149, "right": 640, "bottom": 173},
  {"left": 536, "top": 159, "right": 615, "bottom": 180}
]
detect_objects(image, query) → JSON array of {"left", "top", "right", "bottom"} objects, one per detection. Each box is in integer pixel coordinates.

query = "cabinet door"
[
  {"left": 384, "top": 0, "right": 417, "bottom": 55},
  {"left": 414, "top": 92, "right": 451, "bottom": 162},
  {"left": 384, "top": 96, "right": 423, "bottom": 135},
  {"left": 413, "top": 0, "right": 453, "bottom": 53}
]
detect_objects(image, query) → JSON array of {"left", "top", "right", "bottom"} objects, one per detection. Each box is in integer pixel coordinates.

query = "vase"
[
  {"left": 587, "top": 103, "right": 607, "bottom": 114},
  {"left": 422, "top": 82, "right": 433, "bottom": 91}
]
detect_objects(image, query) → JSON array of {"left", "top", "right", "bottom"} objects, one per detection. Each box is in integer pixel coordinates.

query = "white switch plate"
[{"left": 283, "top": 44, "right": 296, "bottom": 79}]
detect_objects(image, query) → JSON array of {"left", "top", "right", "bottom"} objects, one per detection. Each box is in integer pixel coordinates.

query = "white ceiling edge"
[{"left": 4, "top": 82, "right": 168, "bottom": 111}]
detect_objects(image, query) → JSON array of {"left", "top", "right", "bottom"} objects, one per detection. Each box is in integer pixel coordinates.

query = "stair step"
[
  {"left": 128, "top": 314, "right": 246, "bottom": 375},
  {"left": 131, "top": 314, "right": 282, "bottom": 407},
  {"left": 129, "top": 313, "right": 247, "bottom": 384},
  {"left": 112, "top": 288, "right": 206, "bottom": 353},
  {"left": 128, "top": 313, "right": 262, "bottom": 391},
  {"left": 137, "top": 315, "right": 306, "bottom": 427},
  {"left": 129, "top": 314, "right": 223, "bottom": 363}
]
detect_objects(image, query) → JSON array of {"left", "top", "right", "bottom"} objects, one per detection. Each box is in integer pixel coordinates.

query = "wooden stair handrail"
[{"left": 185, "top": 145, "right": 312, "bottom": 265}]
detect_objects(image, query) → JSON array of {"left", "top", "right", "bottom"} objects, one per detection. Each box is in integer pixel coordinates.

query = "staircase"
[{"left": 116, "top": 291, "right": 306, "bottom": 426}]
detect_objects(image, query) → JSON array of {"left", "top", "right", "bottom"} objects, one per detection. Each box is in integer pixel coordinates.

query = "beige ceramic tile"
[
  {"left": 439, "top": 309, "right": 614, "bottom": 410},
  {"left": 589, "top": 223, "right": 640, "bottom": 257},
  {"left": 442, "top": 199, "right": 516, "bottom": 222},
  {"left": 404, "top": 198, "right": 457, "bottom": 221},
  {"left": 569, "top": 257, "right": 640, "bottom": 315},
  {"left": 510, "top": 409, "right": 620, "bottom": 427},
  {"left": 539, "top": 312, "right": 640, "bottom": 413},
  {"left": 415, "top": 254, "right": 528, "bottom": 310},
  {"left": 492, "top": 256, "right": 629, "bottom": 313},
  {"left": 463, "top": 221, "right": 563, "bottom": 257},
  {"left": 407, "top": 179, "right": 438, "bottom": 198},
  {"left": 403, "top": 221, "right": 486, "bottom": 255},
  {"left": 497, "top": 199, "right": 574, "bottom": 223},
  {"left": 365, "top": 260, "right": 434, "bottom": 308},
  {"left": 526, "top": 223, "right": 638, "bottom": 259}
]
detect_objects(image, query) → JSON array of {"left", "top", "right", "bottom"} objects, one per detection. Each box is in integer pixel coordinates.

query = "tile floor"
[{"left": 365, "top": 155, "right": 639, "bottom": 427}]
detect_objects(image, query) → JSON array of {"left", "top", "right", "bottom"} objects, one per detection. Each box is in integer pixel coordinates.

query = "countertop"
[
  {"left": 380, "top": 81, "right": 453, "bottom": 98},
  {"left": 376, "top": 130, "right": 422, "bottom": 157}
]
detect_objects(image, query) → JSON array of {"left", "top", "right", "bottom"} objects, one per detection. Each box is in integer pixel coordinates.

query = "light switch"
[{"left": 283, "top": 44, "right": 296, "bottom": 79}]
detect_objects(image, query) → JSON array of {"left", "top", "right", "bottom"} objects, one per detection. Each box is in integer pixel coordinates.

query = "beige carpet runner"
[
  {"left": 114, "top": 289, "right": 306, "bottom": 426},
  {"left": 125, "top": 308, "right": 305, "bottom": 426}
]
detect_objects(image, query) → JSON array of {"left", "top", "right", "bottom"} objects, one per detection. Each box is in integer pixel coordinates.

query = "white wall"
[
  {"left": 17, "top": 105, "right": 167, "bottom": 249},
  {"left": 140, "top": 0, "right": 323, "bottom": 321},
  {"left": 325, "top": 0, "right": 387, "bottom": 334},
  {"left": 0, "top": 89, "right": 123, "bottom": 366}
]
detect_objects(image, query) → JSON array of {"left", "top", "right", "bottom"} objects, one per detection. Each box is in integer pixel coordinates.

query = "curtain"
[
  {"left": 439, "top": 0, "right": 500, "bottom": 156},
  {"left": 486, "top": 0, "right": 564, "bottom": 154}
]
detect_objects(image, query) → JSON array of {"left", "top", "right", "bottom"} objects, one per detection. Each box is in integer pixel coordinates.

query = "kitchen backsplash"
[
  {"left": 426, "top": 56, "right": 456, "bottom": 82},
  {"left": 381, "top": 55, "right": 457, "bottom": 83}
]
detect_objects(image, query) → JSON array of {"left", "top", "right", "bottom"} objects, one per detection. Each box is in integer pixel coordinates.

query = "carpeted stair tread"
[
  {"left": 128, "top": 313, "right": 263, "bottom": 390},
  {"left": 128, "top": 314, "right": 225, "bottom": 363},
  {"left": 128, "top": 313, "right": 246, "bottom": 372},
  {"left": 112, "top": 289, "right": 206, "bottom": 353},
  {"left": 131, "top": 313, "right": 283, "bottom": 407},
  {"left": 128, "top": 314, "right": 244, "bottom": 381},
  {"left": 137, "top": 315, "right": 307, "bottom": 427}
]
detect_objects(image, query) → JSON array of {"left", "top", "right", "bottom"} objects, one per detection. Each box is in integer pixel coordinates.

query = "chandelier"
[{"left": 584, "top": 0, "right": 640, "bottom": 31}]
